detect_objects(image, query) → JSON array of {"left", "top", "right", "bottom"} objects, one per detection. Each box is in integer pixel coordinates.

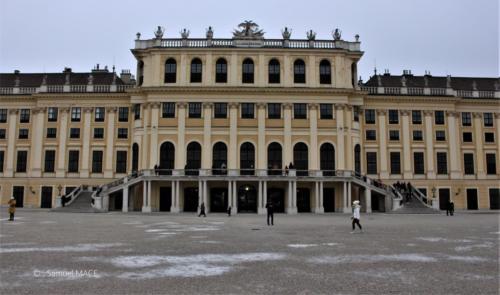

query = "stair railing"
[
  {"left": 59, "top": 186, "right": 82, "bottom": 207},
  {"left": 408, "top": 184, "right": 436, "bottom": 209}
]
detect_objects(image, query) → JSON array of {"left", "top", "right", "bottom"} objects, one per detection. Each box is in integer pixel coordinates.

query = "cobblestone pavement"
[{"left": 0, "top": 209, "right": 499, "bottom": 294}]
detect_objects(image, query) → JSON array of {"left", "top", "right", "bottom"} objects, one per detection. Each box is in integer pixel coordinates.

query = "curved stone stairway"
[{"left": 51, "top": 191, "right": 97, "bottom": 213}]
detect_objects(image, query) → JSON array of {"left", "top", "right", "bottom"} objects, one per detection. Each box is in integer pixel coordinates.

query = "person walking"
[
  {"left": 351, "top": 200, "right": 362, "bottom": 233},
  {"left": 198, "top": 202, "right": 207, "bottom": 217},
  {"left": 8, "top": 196, "right": 16, "bottom": 221},
  {"left": 227, "top": 206, "right": 231, "bottom": 217},
  {"left": 447, "top": 200, "right": 455, "bottom": 216},
  {"left": 266, "top": 201, "right": 274, "bottom": 226}
]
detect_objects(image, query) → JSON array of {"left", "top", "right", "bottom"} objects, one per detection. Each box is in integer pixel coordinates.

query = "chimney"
[{"left": 120, "top": 69, "right": 132, "bottom": 84}]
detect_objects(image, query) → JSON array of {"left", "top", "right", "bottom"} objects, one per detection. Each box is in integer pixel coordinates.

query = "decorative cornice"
[
  {"left": 334, "top": 104, "right": 345, "bottom": 110},
  {"left": 228, "top": 102, "right": 240, "bottom": 109},
  {"left": 177, "top": 102, "right": 188, "bottom": 108},
  {"left": 399, "top": 109, "right": 411, "bottom": 116},
  {"left": 83, "top": 107, "right": 94, "bottom": 113},
  {"left": 376, "top": 109, "right": 387, "bottom": 116},
  {"left": 256, "top": 102, "right": 267, "bottom": 109},
  {"left": 494, "top": 113, "right": 500, "bottom": 119},
  {"left": 32, "top": 107, "right": 46, "bottom": 114},
  {"left": 308, "top": 103, "right": 319, "bottom": 110},
  {"left": 150, "top": 102, "right": 161, "bottom": 109},
  {"left": 283, "top": 103, "right": 293, "bottom": 110},
  {"left": 472, "top": 112, "right": 482, "bottom": 118},
  {"left": 422, "top": 110, "right": 434, "bottom": 116},
  {"left": 106, "top": 107, "right": 117, "bottom": 113},
  {"left": 445, "top": 110, "right": 459, "bottom": 118},
  {"left": 203, "top": 102, "right": 213, "bottom": 109},
  {"left": 8, "top": 109, "right": 19, "bottom": 115}
]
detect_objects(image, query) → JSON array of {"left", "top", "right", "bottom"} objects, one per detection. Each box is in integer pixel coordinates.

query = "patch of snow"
[
  {"left": 288, "top": 244, "right": 318, "bottom": 248},
  {"left": 309, "top": 254, "right": 437, "bottom": 264},
  {"left": 199, "top": 241, "right": 220, "bottom": 244},
  {"left": 322, "top": 243, "right": 340, "bottom": 246},
  {"left": 0, "top": 243, "right": 124, "bottom": 254},
  {"left": 158, "top": 232, "right": 177, "bottom": 235},
  {"left": 454, "top": 242, "right": 493, "bottom": 252},
  {"left": 118, "top": 264, "right": 231, "bottom": 279},
  {"left": 190, "top": 236, "right": 207, "bottom": 239},
  {"left": 145, "top": 229, "right": 168, "bottom": 233},
  {"left": 406, "top": 243, "right": 417, "bottom": 247},
  {"left": 416, "top": 237, "right": 447, "bottom": 242},
  {"left": 445, "top": 255, "right": 489, "bottom": 262}
]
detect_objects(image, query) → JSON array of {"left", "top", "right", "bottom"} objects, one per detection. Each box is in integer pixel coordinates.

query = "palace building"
[{"left": 0, "top": 22, "right": 498, "bottom": 213}]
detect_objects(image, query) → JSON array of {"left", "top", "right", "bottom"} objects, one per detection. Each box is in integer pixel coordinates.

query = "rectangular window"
[
  {"left": 0, "top": 109, "right": 7, "bottom": 123},
  {"left": 435, "top": 130, "right": 446, "bottom": 141},
  {"left": 365, "top": 109, "right": 375, "bottom": 124},
  {"left": 485, "top": 132, "right": 495, "bottom": 143},
  {"left": 47, "top": 107, "right": 58, "bottom": 122},
  {"left": 268, "top": 103, "right": 281, "bottom": 119},
  {"left": 366, "top": 152, "right": 378, "bottom": 174},
  {"left": 214, "top": 103, "right": 227, "bottom": 119},
  {"left": 71, "top": 107, "right": 81, "bottom": 122},
  {"left": 294, "top": 103, "right": 307, "bottom": 119},
  {"left": 490, "top": 188, "right": 500, "bottom": 210},
  {"left": 434, "top": 110, "right": 445, "bottom": 125},
  {"left": 413, "top": 152, "right": 425, "bottom": 174},
  {"left": 188, "top": 103, "right": 202, "bottom": 118},
  {"left": 413, "top": 130, "right": 423, "bottom": 141},
  {"left": 93, "top": 128, "right": 104, "bottom": 139},
  {"left": 366, "top": 130, "right": 376, "bottom": 141},
  {"left": 462, "top": 132, "right": 473, "bottom": 142},
  {"left": 162, "top": 102, "right": 176, "bottom": 118},
  {"left": 119, "top": 107, "right": 129, "bottom": 122},
  {"left": 462, "top": 112, "right": 471, "bottom": 126},
  {"left": 44, "top": 150, "right": 56, "bottom": 173},
  {"left": 412, "top": 110, "right": 422, "bottom": 124},
  {"left": 70, "top": 128, "right": 80, "bottom": 139},
  {"left": 133, "top": 104, "right": 140, "bottom": 120},
  {"left": 94, "top": 107, "right": 105, "bottom": 122},
  {"left": 117, "top": 128, "right": 128, "bottom": 139},
  {"left": 16, "top": 150, "right": 27, "bottom": 172},
  {"left": 484, "top": 113, "right": 493, "bottom": 127},
  {"left": 389, "top": 130, "right": 400, "bottom": 141},
  {"left": 388, "top": 110, "right": 399, "bottom": 124},
  {"left": 486, "top": 154, "right": 496, "bottom": 175},
  {"left": 92, "top": 151, "right": 103, "bottom": 173},
  {"left": 241, "top": 103, "right": 255, "bottom": 119},
  {"left": 437, "top": 152, "right": 448, "bottom": 175},
  {"left": 390, "top": 152, "right": 401, "bottom": 175},
  {"left": 463, "top": 153, "right": 474, "bottom": 175},
  {"left": 47, "top": 128, "right": 57, "bottom": 139},
  {"left": 20, "top": 109, "right": 30, "bottom": 123},
  {"left": 18, "top": 129, "right": 28, "bottom": 139},
  {"left": 0, "top": 129, "right": 5, "bottom": 139},
  {"left": 116, "top": 151, "right": 127, "bottom": 173},
  {"left": 68, "top": 150, "right": 79, "bottom": 173},
  {"left": 320, "top": 104, "right": 333, "bottom": 119},
  {"left": 0, "top": 150, "right": 4, "bottom": 172}
]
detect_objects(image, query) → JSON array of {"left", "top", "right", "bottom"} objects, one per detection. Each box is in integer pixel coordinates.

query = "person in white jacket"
[{"left": 351, "top": 200, "right": 363, "bottom": 233}]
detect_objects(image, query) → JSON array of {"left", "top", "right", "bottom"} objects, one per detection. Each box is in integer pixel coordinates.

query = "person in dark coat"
[
  {"left": 198, "top": 202, "right": 207, "bottom": 217},
  {"left": 8, "top": 197, "right": 16, "bottom": 221},
  {"left": 227, "top": 206, "right": 231, "bottom": 217},
  {"left": 447, "top": 200, "right": 455, "bottom": 216},
  {"left": 265, "top": 201, "right": 274, "bottom": 226}
]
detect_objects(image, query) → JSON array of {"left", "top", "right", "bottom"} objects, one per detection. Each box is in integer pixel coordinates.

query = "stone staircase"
[
  {"left": 390, "top": 191, "right": 441, "bottom": 214},
  {"left": 52, "top": 191, "right": 96, "bottom": 213}
]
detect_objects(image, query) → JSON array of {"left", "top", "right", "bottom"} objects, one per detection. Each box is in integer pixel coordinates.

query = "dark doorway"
[
  {"left": 439, "top": 188, "right": 450, "bottom": 210},
  {"left": 184, "top": 187, "right": 199, "bottom": 212},
  {"left": 267, "top": 188, "right": 285, "bottom": 213},
  {"left": 267, "top": 142, "right": 282, "bottom": 175},
  {"left": 466, "top": 189, "right": 478, "bottom": 210},
  {"left": 12, "top": 186, "right": 24, "bottom": 207},
  {"left": 238, "top": 184, "right": 257, "bottom": 213},
  {"left": 212, "top": 142, "right": 227, "bottom": 175},
  {"left": 210, "top": 188, "right": 228, "bottom": 212},
  {"left": 489, "top": 188, "right": 499, "bottom": 209},
  {"left": 293, "top": 142, "right": 308, "bottom": 176},
  {"left": 41, "top": 186, "right": 52, "bottom": 208},
  {"left": 159, "top": 187, "right": 172, "bottom": 212},
  {"left": 109, "top": 191, "right": 122, "bottom": 211},
  {"left": 323, "top": 188, "right": 335, "bottom": 212},
  {"left": 297, "top": 188, "right": 311, "bottom": 212},
  {"left": 240, "top": 142, "right": 255, "bottom": 175},
  {"left": 320, "top": 143, "right": 335, "bottom": 176},
  {"left": 159, "top": 142, "right": 175, "bottom": 175},
  {"left": 371, "top": 192, "right": 386, "bottom": 212},
  {"left": 132, "top": 143, "right": 139, "bottom": 172}
]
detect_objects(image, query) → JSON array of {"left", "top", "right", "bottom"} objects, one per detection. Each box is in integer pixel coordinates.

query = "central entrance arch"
[
  {"left": 293, "top": 142, "right": 308, "bottom": 176},
  {"left": 320, "top": 143, "right": 335, "bottom": 176},
  {"left": 267, "top": 142, "right": 282, "bottom": 175},
  {"left": 240, "top": 142, "right": 255, "bottom": 175},
  {"left": 186, "top": 142, "right": 201, "bottom": 175},
  {"left": 238, "top": 184, "right": 257, "bottom": 213}
]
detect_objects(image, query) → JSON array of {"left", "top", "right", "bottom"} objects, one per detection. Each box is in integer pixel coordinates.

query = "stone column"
[
  {"left": 401, "top": 110, "right": 413, "bottom": 178},
  {"left": 202, "top": 103, "right": 213, "bottom": 170},
  {"left": 318, "top": 181, "right": 324, "bottom": 213},
  {"left": 203, "top": 180, "right": 208, "bottom": 212},
  {"left": 103, "top": 107, "right": 116, "bottom": 178},
  {"left": 291, "top": 181, "right": 297, "bottom": 214},
  {"left": 345, "top": 105, "right": 353, "bottom": 171},
  {"left": 147, "top": 180, "right": 152, "bottom": 211},
  {"left": 80, "top": 107, "right": 93, "bottom": 178},
  {"left": 141, "top": 103, "right": 151, "bottom": 169},
  {"left": 284, "top": 103, "right": 293, "bottom": 165},
  {"left": 424, "top": 110, "right": 435, "bottom": 179},
  {"left": 5, "top": 109, "right": 18, "bottom": 177},
  {"left": 314, "top": 182, "right": 319, "bottom": 213},
  {"left": 56, "top": 108, "right": 69, "bottom": 178},
  {"left": 142, "top": 180, "right": 148, "bottom": 212},
  {"left": 174, "top": 181, "right": 181, "bottom": 213},
  {"left": 150, "top": 102, "right": 160, "bottom": 168},
  {"left": 263, "top": 181, "right": 267, "bottom": 208},
  {"left": 287, "top": 181, "right": 293, "bottom": 213},
  {"left": 122, "top": 185, "right": 129, "bottom": 212},
  {"left": 170, "top": 180, "right": 177, "bottom": 212},
  {"left": 377, "top": 109, "right": 389, "bottom": 178},
  {"left": 336, "top": 105, "right": 345, "bottom": 170},
  {"left": 347, "top": 181, "right": 352, "bottom": 210},
  {"left": 343, "top": 181, "right": 348, "bottom": 213},
  {"left": 473, "top": 112, "right": 486, "bottom": 179},
  {"left": 309, "top": 103, "right": 319, "bottom": 171},
  {"left": 232, "top": 181, "right": 238, "bottom": 213},
  {"left": 258, "top": 181, "right": 264, "bottom": 214},
  {"left": 364, "top": 188, "right": 372, "bottom": 213},
  {"left": 228, "top": 103, "right": 239, "bottom": 174},
  {"left": 30, "top": 108, "right": 45, "bottom": 177},
  {"left": 228, "top": 181, "right": 233, "bottom": 208},
  {"left": 447, "top": 111, "right": 461, "bottom": 179},
  {"left": 175, "top": 103, "right": 187, "bottom": 169},
  {"left": 257, "top": 103, "right": 266, "bottom": 173}
]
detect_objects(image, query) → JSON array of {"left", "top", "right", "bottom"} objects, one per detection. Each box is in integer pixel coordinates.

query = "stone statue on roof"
[
  {"left": 282, "top": 27, "right": 292, "bottom": 40},
  {"left": 180, "top": 28, "right": 190, "bottom": 39},
  {"left": 206, "top": 26, "right": 214, "bottom": 39},
  {"left": 233, "top": 20, "right": 264, "bottom": 39},
  {"left": 333, "top": 28, "right": 342, "bottom": 41},
  {"left": 306, "top": 30, "right": 316, "bottom": 41},
  {"left": 154, "top": 26, "right": 164, "bottom": 39}
]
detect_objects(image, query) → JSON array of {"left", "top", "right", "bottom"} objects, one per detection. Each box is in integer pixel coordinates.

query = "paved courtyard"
[{"left": 0, "top": 209, "right": 498, "bottom": 294}]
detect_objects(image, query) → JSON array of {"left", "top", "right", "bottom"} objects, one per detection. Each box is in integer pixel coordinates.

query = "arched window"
[
  {"left": 294, "top": 59, "right": 306, "bottom": 84},
  {"left": 293, "top": 142, "right": 308, "bottom": 176},
  {"left": 267, "top": 142, "right": 282, "bottom": 175},
  {"left": 320, "top": 143, "right": 335, "bottom": 176},
  {"left": 354, "top": 144, "right": 361, "bottom": 174},
  {"left": 159, "top": 142, "right": 175, "bottom": 175},
  {"left": 212, "top": 142, "right": 227, "bottom": 175},
  {"left": 186, "top": 142, "right": 201, "bottom": 175},
  {"left": 164, "top": 58, "right": 177, "bottom": 83},
  {"left": 215, "top": 58, "right": 227, "bottom": 83},
  {"left": 190, "top": 58, "right": 202, "bottom": 83},
  {"left": 351, "top": 62, "right": 358, "bottom": 88},
  {"left": 319, "top": 60, "right": 331, "bottom": 84},
  {"left": 242, "top": 58, "right": 254, "bottom": 84},
  {"left": 240, "top": 142, "right": 255, "bottom": 175},
  {"left": 268, "top": 59, "right": 280, "bottom": 84},
  {"left": 132, "top": 143, "right": 139, "bottom": 172},
  {"left": 137, "top": 61, "right": 144, "bottom": 86}
]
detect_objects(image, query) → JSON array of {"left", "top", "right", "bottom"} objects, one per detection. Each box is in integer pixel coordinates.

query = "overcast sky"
[{"left": 0, "top": 0, "right": 498, "bottom": 80}]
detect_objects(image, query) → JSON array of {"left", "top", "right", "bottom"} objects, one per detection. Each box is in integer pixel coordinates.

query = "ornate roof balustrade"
[{"left": 360, "top": 85, "right": 499, "bottom": 99}]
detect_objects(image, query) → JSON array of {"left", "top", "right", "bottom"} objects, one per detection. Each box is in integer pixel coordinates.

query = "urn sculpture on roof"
[{"left": 233, "top": 20, "right": 265, "bottom": 39}]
